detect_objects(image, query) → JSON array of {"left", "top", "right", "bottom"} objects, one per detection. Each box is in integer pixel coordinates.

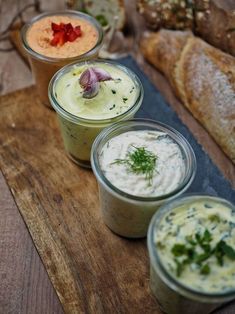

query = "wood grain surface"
[
  {"left": 0, "top": 87, "right": 159, "bottom": 313},
  {"left": 0, "top": 1, "right": 64, "bottom": 313},
  {"left": 0, "top": 171, "right": 64, "bottom": 314},
  {"left": 0, "top": 78, "right": 235, "bottom": 314}
]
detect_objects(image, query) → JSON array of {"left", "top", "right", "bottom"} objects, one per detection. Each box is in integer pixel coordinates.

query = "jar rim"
[
  {"left": 48, "top": 60, "right": 144, "bottom": 124},
  {"left": 21, "top": 10, "right": 104, "bottom": 63},
  {"left": 147, "top": 194, "right": 235, "bottom": 301},
  {"left": 91, "top": 119, "right": 197, "bottom": 202}
]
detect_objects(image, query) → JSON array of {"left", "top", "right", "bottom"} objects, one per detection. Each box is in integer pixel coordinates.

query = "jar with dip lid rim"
[
  {"left": 91, "top": 119, "right": 197, "bottom": 238},
  {"left": 147, "top": 194, "right": 235, "bottom": 314},
  {"left": 21, "top": 10, "right": 104, "bottom": 108},
  {"left": 49, "top": 60, "right": 144, "bottom": 168}
]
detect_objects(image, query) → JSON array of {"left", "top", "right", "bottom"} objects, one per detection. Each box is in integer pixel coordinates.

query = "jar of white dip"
[
  {"left": 91, "top": 119, "right": 196, "bottom": 238},
  {"left": 148, "top": 195, "right": 235, "bottom": 314}
]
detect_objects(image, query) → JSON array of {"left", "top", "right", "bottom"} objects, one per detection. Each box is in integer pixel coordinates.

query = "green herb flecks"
[
  {"left": 170, "top": 229, "right": 235, "bottom": 277},
  {"left": 109, "top": 104, "right": 116, "bottom": 110},
  {"left": 215, "top": 240, "right": 235, "bottom": 265},
  {"left": 174, "top": 258, "right": 184, "bottom": 277},
  {"left": 130, "top": 86, "right": 135, "bottom": 93},
  {"left": 209, "top": 214, "right": 221, "bottom": 223},
  {"left": 115, "top": 78, "right": 122, "bottom": 83},
  {"left": 113, "top": 146, "right": 158, "bottom": 185},
  {"left": 200, "top": 263, "right": 210, "bottom": 275},
  {"left": 171, "top": 244, "right": 188, "bottom": 257},
  {"left": 96, "top": 14, "right": 109, "bottom": 27}
]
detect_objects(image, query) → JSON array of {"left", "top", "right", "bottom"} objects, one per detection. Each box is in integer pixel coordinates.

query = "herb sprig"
[
  {"left": 113, "top": 146, "right": 158, "bottom": 185},
  {"left": 170, "top": 229, "right": 235, "bottom": 277}
]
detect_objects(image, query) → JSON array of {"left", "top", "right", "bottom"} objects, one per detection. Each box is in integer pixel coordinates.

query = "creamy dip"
[
  {"left": 27, "top": 15, "right": 98, "bottom": 58},
  {"left": 55, "top": 63, "right": 138, "bottom": 119},
  {"left": 99, "top": 130, "right": 186, "bottom": 197},
  {"left": 155, "top": 199, "right": 235, "bottom": 293}
]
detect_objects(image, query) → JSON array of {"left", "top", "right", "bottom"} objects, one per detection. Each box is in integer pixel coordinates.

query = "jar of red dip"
[{"left": 21, "top": 10, "right": 103, "bottom": 108}]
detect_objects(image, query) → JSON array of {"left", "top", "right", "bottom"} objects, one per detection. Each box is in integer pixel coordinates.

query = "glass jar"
[
  {"left": 91, "top": 119, "right": 197, "bottom": 238},
  {"left": 21, "top": 10, "right": 103, "bottom": 108},
  {"left": 48, "top": 60, "right": 144, "bottom": 167},
  {"left": 147, "top": 195, "right": 235, "bottom": 314}
]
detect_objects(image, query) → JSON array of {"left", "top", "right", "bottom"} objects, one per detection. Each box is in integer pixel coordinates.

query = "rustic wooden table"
[{"left": 0, "top": 1, "right": 234, "bottom": 314}]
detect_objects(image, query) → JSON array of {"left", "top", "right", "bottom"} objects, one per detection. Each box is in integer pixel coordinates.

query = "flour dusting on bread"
[{"left": 141, "top": 30, "right": 235, "bottom": 163}]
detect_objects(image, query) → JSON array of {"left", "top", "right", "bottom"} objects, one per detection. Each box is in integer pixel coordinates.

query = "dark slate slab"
[{"left": 119, "top": 56, "right": 235, "bottom": 203}]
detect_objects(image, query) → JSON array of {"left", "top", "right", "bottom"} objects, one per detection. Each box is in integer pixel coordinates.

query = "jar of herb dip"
[
  {"left": 148, "top": 195, "right": 235, "bottom": 314},
  {"left": 48, "top": 60, "right": 143, "bottom": 167},
  {"left": 91, "top": 119, "right": 196, "bottom": 238}
]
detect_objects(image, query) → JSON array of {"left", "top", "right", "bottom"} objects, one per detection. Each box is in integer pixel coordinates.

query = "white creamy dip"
[{"left": 99, "top": 130, "right": 186, "bottom": 197}]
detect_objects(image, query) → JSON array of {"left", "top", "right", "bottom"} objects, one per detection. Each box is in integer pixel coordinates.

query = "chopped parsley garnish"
[
  {"left": 209, "top": 214, "right": 221, "bottom": 223},
  {"left": 171, "top": 244, "right": 187, "bottom": 256},
  {"left": 123, "top": 97, "right": 128, "bottom": 103},
  {"left": 111, "top": 89, "right": 116, "bottom": 94},
  {"left": 200, "top": 263, "right": 210, "bottom": 275},
  {"left": 170, "top": 229, "right": 235, "bottom": 277},
  {"left": 113, "top": 146, "right": 158, "bottom": 185}
]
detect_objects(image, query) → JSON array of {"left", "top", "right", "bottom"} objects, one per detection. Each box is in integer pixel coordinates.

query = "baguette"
[{"left": 141, "top": 30, "right": 235, "bottom": 163}]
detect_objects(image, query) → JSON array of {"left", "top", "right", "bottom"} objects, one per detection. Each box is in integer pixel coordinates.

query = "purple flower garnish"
[
  {"left": 92, "top": 67, "right": 112, "bottom": 82},
  {"left": 82, "top": 81, "right": 99, "bottom": 99},
  {"left": 79, "top": 67, "right": 113, "bottom": 99}
]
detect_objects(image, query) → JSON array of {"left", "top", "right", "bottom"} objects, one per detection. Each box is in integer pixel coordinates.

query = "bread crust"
[
  {"left": 141, "top": 30, "right": 193, "bottom": 97},
  {"left": 138, "top": 0, "right": 235, "bottom": 56},
  {"left": 141, "top": 30, "right": 235, "bottom": 163}
]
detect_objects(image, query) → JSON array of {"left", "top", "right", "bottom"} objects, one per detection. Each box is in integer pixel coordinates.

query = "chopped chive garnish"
[
  {"left": 115, "top": 78, "right": 122, "bottom": 83},
  {"left": 109, "top": 104, "right": 116, "bottom": 110}
]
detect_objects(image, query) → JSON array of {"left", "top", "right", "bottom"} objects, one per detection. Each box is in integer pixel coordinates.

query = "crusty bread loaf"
[
  {"left": 138, "top": 0, "right": 235, "bottom": 56},
  {"left": 195, "top": 0, "right": 235, "bottom": 56},
  {"left": 141, "top": 30, "right": 193, "bottom": 98},
  {"left": 141, "top": 30, "right": 235, "bottom": 163},
  {"left": 137, "top": 0, "right": 194, "bottom": 30}
]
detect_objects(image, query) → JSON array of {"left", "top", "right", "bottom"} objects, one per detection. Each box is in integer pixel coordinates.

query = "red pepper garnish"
[{"left": 50, "top": 22, "right": 82, "bottom": 46}]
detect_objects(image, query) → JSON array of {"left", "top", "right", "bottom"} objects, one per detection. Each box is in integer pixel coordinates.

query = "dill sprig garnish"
[{"left": 113, "top": 146, "right": 158, "bottom": 185}]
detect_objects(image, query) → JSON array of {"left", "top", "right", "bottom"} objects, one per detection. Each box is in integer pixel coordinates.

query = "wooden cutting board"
[{"left": 0, "top": 86, "right": 159, "bottom": 314}]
